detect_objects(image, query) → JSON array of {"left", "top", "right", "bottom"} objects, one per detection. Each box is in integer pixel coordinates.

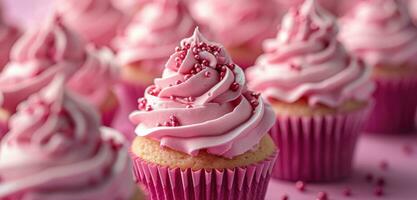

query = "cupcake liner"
[
  {"left": 364, "top": 76, "right": 417, "bottom": 134},
  {"left": 270, "top": 107, "right": 369, "bottom": 182},
  {"left": 112, "top": 80, "right": 147, "bottom": 140},
  {"left": 130, "top": 151, "right": 277, "bottom": 200}
]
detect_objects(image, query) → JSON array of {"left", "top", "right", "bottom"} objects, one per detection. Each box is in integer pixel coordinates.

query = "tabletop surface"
[{"left": 266, "top": 132, "right": 417, "bottom": 200}]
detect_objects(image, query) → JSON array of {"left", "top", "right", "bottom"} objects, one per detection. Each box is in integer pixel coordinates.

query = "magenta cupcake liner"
[
  {"left": 112, "top": 80, "right": 147, "bottom": 141},
  {"left": 130, "top": 151, "right": 277, "bottom": 200},
  {"left": 364, "top": 76, "right": 417, "bottom": 134},
  {"left": 270, "top": 107, "right": 369, "bottom": 182}
]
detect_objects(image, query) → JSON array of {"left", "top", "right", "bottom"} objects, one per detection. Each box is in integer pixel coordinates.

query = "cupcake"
[
  {"left": 129, "top": 28, "right": 277, "bottom": 199},
  {"left": 56, "top": 0, "right": 125, "bottom": 47},
  {"left": 67, "top": 44, "right": 120, "bottom": 126},
  {"left": 340, "top": 0, "right": 417, "bottom": 134},
  {"left": 113, "top": 0, "right": 196, "bottom": 139},
  {"left": 112, "top": 0, "right": 150, "bottom": 16},
  {"left": 0, "top": 5, "right": 20, "bottom": 71},
  {"left": 0, "top": 76, "right": 142, "bottom": 200},
  {"left": 189, "top": 0, "right": 279, "bottom": 68},
  {"left": 247, "top": 0, "right": 375, "bottom": 181}
]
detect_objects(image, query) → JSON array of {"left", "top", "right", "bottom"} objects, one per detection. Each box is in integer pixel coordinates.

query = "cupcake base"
[
  {"left": 130, "top": 136, "right": 277, "bottom": 200},
  {"left": 364, "top": 76, "right": 417, "bottom": 134},
  {"left": 269, "top": 100, "right": 369, "bottom": 182}
]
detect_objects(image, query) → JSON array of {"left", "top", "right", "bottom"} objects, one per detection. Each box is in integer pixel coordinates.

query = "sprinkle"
[
  {"left": 376, "top": 177, "right": 386, "bottom": 187},
  {"left": 317, "top": 192, "right": 328, "bottom": 200},
  {"left": 230, "top": 82, "right": 239, "bottom": 91},
  {"left": 145, "top": 105, "right": 153, "bottom": 111},
  {"left": 184, "top": 74, "right": 192, "bottom": 80},
  {"left": 374, "top": 187, "right": 384, "bottom": 197},
  {"left": 186, "top": 105, "right": 193, "bottom": 108},
  {"left": 366, "top": 173, "right": 374, "bottom": 182},
  {"left": 295, "top": 181, "right": 305, "bottom": 192},
  {"left": 175, "top": 80, "right": 182, "bottom": 85},
  {"left": 403, "top": 144, "right": 414, "bottom": 155},
  {"left": 204, "top": 71, "right": 211, "bottom": 77},
  {"left": 343, "top": 188, "right": 352, "bottom": 196},
  {"left": 175, "top": 47, "right": 181, "bottom": 52},
  {"left": 380, "top": 160, "right": 388, "bottom": 170},
  {"left": 281, "top": 194, "right": 289, "bottom": 200},
  {"left": 170, "top": 96, "right": 176, "bottom": 100}
]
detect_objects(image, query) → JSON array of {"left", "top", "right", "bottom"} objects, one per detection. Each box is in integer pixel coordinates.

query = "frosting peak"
[
  {"left": 247, "top": 0, "right": 375, "bottom": 107},
  {"left": 339, "top": 0, "right": 417, "bottom": 67},
  {"left": 130, "top": 28, "right": 275, "bottom": 158},
  {"left": 0, "top": 76, "right": 134, "bottom": 199},
  {"left": 0, "top": 16, "right": 86, "bottom": 112}
]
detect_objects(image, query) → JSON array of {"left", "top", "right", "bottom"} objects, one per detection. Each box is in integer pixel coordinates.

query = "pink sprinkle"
[
  {"left": 317, "top": 192, "right": 328, "bottom": 200},
  {"left": 281, "top": 194, "right": 289, "bottom": 200},
  {"left": 202, "top": 59, "right": 209, "bottom": 66},
  {"left": 156, "top": 123, "right": 161, "bottom": 127},
  {"left": 186, "top": 105, "right": 193, "bottom": 108},
  {"left": 295, "top": 181, "right": 305, "bottom": 192},
  {"left": 194, "top": 55, "right": 200, "bottom": 60},
  {"left": 343, "top": 188, "right": 352, "bottom": 196},
  {"left": 403, "top": 144, "right": 414, "bottom": 155},
  {"left": 380, "top": 160, "right": 389, "bottom": 170},
  {"left": 230, "top": 82, "right": 239, "bottom": 91},
  {"left": 376, "top": 177, "right": 386, "bottom": 187},
  {"left": 184, "top": 74, "right": 192, "bottom": 80},
  {"left": 229, "top": 63, "right": 236, "bottom": 70},
  {"left": 170, "top": 96, "right": 176, "bottom": 100},
  {"left": 366, "top": 173, "right": 374, "bottom": 182},
  {"left": 374, "top": 187, "right": 384, "bottom": 197},
  {"left": 175, "top": 80, "right": 182, "bottom": 85},
  {"left": 145, "top": 105, "right": 153, "bottom": 111},
  {"left": 204, "top": 71, "right": 211, "bottom": 77},
  {"left": 175, "top": 47, "right": 181, "bottom": 52}
]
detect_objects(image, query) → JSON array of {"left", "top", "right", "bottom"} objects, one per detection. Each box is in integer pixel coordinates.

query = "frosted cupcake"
[
  {"left": 0, "top": 76, "right": 142, "bottom": 200},
  {"left": 67, "top": 44, "right": 120, "bottom": 126},
  {"left": 129, "top": 28, "right": 277, "bottom": 199},
  {"left": 247, "top": 0, "right": 375, "bottom": 181},
  {"left": 189, "top": 0, "right": 279, "bottom": 68},
  {"left": 0, "top": 5, "right": 20, "bottom": 71},
  {"left": 113, "top": 0, "right": 196, "bottom": 139},
  {"left": 340, "top": 0, "right": 417, "bottom": 134},
  {"left": 56, "top": 0, "right": 125, "bottom": 47}
]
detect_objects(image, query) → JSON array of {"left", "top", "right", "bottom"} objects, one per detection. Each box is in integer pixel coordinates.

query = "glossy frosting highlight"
[
  {"left": 0, "top": 17, "right": 85, "bottom": 112},
  {"left": 130, "top": 28, "right": 275, "bottom": 159},
  {"left": 56, "top": 0, "right": 125, "bottom": 46},
  {"left": 0, "top": 77, "right": 134, "bottom": 200},
  {"left": 247, "top": 0, "right": 375, "bottom": 108},
  {"left": 115, "top": 0, "right": 196, "bottom": 75},
  {"left": 340, "top": 0, "right": 417, "bottom": 67}
]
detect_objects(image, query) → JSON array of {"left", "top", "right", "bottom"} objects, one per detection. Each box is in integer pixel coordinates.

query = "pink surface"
[{"left": 266, "top": 132, "right": 417, "bottom": 200}]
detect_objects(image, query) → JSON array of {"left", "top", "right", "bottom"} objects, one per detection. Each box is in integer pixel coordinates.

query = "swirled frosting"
[
  {"left": 189, "top": 0, "right": 278, "bottom": 48},
  {"left": 0, "top": 7, "right": 20, "bottom": 71},
  {"left": 0, "top": 17, "right": 85, "bottom": 112},
  {"left": 67, "top": 45, "right": 119, "bottom": 108},
  {"left": 339, "top": 0, "right": 417, "bottom": 67},
  {"left": 0, "top": 76, "right": 134, "bottom": 200},
  {"left": 115, "top": 0, "right": 196, "bottom": 75},
  {"left": 56, "top": 0, "right": 125, "bottom": 47},
  {"left": 246, "top": 0, "right": 375, "bottom": 108},
  {"left": 130, "top": 28, "right": 275, "bottom": 159}
]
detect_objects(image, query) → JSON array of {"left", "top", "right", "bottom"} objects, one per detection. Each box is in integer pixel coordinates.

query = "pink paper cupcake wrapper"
[
  {"left": 130, "top": 151, "right": 277, "bottom": 200},
  {"left": 364, "top": 76, "right": 417, "bottom": 134},
  {"left": 112, "top": 80, "right": 147, "bottom": 141},
  {"left": 270, "top": 107, "right": 369, "bottom": 182}
]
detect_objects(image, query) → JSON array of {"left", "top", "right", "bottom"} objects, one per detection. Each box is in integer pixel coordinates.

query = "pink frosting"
[
  {"left": 246, "top": 0, "right": 375, "bottom": 108},
  {"left": 0, "top": 76, "right": 134, "bottom": 200},
  {"left": 0, "top": 17, "right": 85, "bottom": 113},
  {"left": 129, "top": 28, "right": 275, "bottom": 159},
  {"left": 115, "top": 0, "right": 196, "bottom": 76},
  {"left": 409, "top": 0, "right": 417, "bottom": 25},
  {"left": 339, "top": 0, "right": 417, "bottom": 67},
  {"left": 56, "top": 0, "right": 125, "bottom": 47},
  {"left": 189, "top": 0, "right": 278, "bottom": 48},
  {"left": 112, "top": 0, "right": 150, "bottom": 15},
  {"left": 0, "top": 6, "right": 20, "bottom": 71},
  {"left": 67, "top": 45, "right": 119, "bottom": 108}
]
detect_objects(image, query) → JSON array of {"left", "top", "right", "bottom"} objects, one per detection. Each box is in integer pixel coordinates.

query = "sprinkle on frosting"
[
  {"left": 115, "top": 0, "right": 196, "bottom": 75},
  {"left": 130, "top": 28, "right": 275, "bottom": 158},
  {"left": 339, "top": 0, "right": 417, "bottom": 67},
  {"left": 56, "top": 0, "right": 125, "bottom": 47},
  {"left": 0, "top": 16, "right": 85, "bottom": 112},
  {"left": 247, "top": 0, "right": 375, "bottom": 108},
  {"left": 0, "top": 76, "right": 134, "bottom": 199}
]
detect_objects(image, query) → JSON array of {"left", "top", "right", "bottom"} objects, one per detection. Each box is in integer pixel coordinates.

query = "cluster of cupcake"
[{"left": 0, "top": 0, "right": 416, "bottom": 199}]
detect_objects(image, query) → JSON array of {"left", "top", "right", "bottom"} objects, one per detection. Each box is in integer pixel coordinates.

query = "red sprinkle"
[
  {"left": 230, "top": 82, "right": 239, "bottom": 91},
  {"left": 366, "top": 173, "right": 374, "bottom": 182},
  {"left": 204, "top": 71, "right": 211, "bottom": 77},
  {"left": 376, "top": 177, "right": 386, "bottom": 187},
  {"left": 295, "top": 181, "right": 305, "bottom": 192},
  {"left": 343, "top": 188, "right": 352, "bottom": 196},
  {"left": 374, "top": 187, "right": 384, "bottom": 197},
  {"left": 145, "top": 105, "right": 153, "bottom": 111},
  {"left": 380, "top": 160, "right": 389, "bottom": 170},
  {"left": 281, "top": 194, "right": 289, "bottom": 200},
  {"left": 317, "top": 192, "right": 328, "bottom": 200}
]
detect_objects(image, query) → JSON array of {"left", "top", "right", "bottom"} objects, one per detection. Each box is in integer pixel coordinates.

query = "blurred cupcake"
[
  {"left": 0, "top": 76, "right": 142, "bottom": 200},
  {"left": 112, "top": 0, "right": 150, "bottom": 16},
  {"left": 67, "top": 45, "right": 119, "bottom": 126},
  {"left": 189, "top": 0, "right": 279, "bottom": 68},
  {"left": 56, "top": 0, "right": 125, "bottom": 47},
  {"left": 0, "top": 5, "right": 20, "bottom": 72},
  {"left": 113, "top": 0, "right": 196, "bottom": 139},
  {"left": 340, "top": 0, "right": 417, "bottom": 134},
  {"left": 247, "top": 0, "right": 375, "bottom": 181},
  {"left": 129, "top": 28, "right": 277, "bottom": 199}
]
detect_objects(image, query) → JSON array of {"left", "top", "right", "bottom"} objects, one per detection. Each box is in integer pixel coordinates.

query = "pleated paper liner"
[
  {"left": 130, "top": 151, "right": 277, "bottom": 200},
  {"left": 270, "top": 107, "right": 369, "bottom": 182},
  {"left": 364, "top": 76, "right": 417, "bottom": 134}
]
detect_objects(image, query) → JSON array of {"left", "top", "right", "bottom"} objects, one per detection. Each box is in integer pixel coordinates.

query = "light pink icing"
[
  {"left": 112, "top": 0, "right": 150, "bottom": 15},
  {"left": 0, "top": 17, "right": 85, "bottom": 113},
  {"left": 67, "top": 45, "right": 119, "bottom": 108},
  {"left": 0, "top": 6, "right": 20, "bottom": 71},
  {"left": 115, "top": 0, "right": 196, "bottom": 76},
  {"left": 339, "top": 0, "right": 417, "bottom": 67},
  {"left": 56, "top": 0, "right": 125, "bottom": 47},
  {"left": 0, "top": 76, "right": 134, "bottom": 200},
  {"left": 129, "top": 28, "right": 275, "bottom": 159},
  {"left": 246, "top": 0, "right": 375, "bottom": 108},
  {"left": 189, "top": 0, "right": 278, "bottom": 48}
]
